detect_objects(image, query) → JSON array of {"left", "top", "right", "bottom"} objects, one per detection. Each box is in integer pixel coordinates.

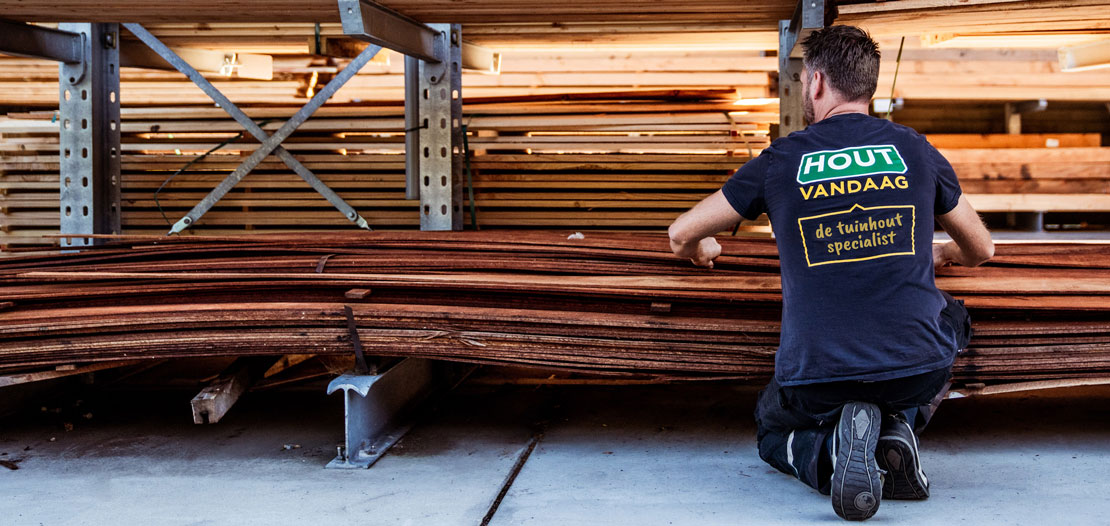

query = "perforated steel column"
[
  {"left": 778, "top": 19, "right": 806, "bottom": 137},
  {"left": 778, "top": 0, "right": 827, "bottom": 137},
  {"left": 418, "top": 23, "right": 463, "bottom": 231},
  {"left": 58, "top": 23, "right": 121, "bottom": 247}
]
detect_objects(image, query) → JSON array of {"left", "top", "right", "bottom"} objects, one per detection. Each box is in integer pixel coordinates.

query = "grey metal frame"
[
  {"left": 339, "top": 2, "right": 464, "bottom": 231},
  {"left": 58, "top": 24, "right": 122, "bottom": 248},
  {"left": 778, "top": 0, "right": 827, "bottom": 136},
  {"left": 338, "top": 0, "right": 440, "bottom": 63},
  {"left": 0, "top": 19, "right": 83, "bottom": 63},
  {"left": 122, "top": 23, "right": 375, "bottom": 235},
  {"left": 329, "top": 6, "right": 469, "bottom": 471},
  {"left": 0, "top": 21, "right": 123, "bottom": 247},
  {"left": 404, "top": 55, "right": 421, "bottom": 200},
  {"left": 418, "top": 24, "right": 464, "bottom": 231}
]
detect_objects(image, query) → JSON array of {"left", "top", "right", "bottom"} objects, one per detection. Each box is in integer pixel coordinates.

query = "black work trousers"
[{"left": 753, "top": 291, "right": 971, "bottom": 494}]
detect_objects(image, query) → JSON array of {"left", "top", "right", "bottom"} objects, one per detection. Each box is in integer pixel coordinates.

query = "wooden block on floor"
[{"left": 190, "top": 357, "right": 274, "bottom": 424}]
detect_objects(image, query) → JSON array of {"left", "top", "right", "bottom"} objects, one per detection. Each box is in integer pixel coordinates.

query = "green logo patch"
[{"left": 796, "top": 145, "right": 907, "bottom": 184}]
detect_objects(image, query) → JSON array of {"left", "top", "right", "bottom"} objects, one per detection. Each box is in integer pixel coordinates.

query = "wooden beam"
[
  {"left": 950, "top": 376, "right": 1110, "bottom": 397},
  {"left": 262, "top": 354, "right": 316, "bottom": 378},
  {"left": 119, "top": 44, "right": 273, "bottom": 80},
  {"left": 841, "top": 0, "right": 1110, "bottom": 37},
  {"left": 190, "top": 357, "right": 275, "bottom": 424},
  {"left": 308, "top": 37, "right": 392, "bottom": 64},
  {"left": 838, "top": 0, "right": 1030, "bottom": 15},
  {"left": 927, "top": 133, "right": 1099, "bottom": 148},
  {"left": 1004, "top": 103, "right": 1022, "bottom": 134},
  {"left": 1059, "top": 38, "right": 1110, "bottom": 72},
  {"left": 920, "top": 32, "right": 1106, "bottom": 49},
  {"left": 0, "top": 360, "right": 144, "bottom": 388},
  {"left": 965, "top": 193, "right": 1110, "bottom": 212},
  {"left": 0, "top": 1, "right": 797, "bottom": 25}
]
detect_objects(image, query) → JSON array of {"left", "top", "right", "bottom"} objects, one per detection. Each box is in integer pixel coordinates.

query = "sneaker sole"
[
  {"left": 832, "top": 402, "right": 883, "bottom": 521},
  {"left": 877, "top": 434, "right": 929, "bottom": 500}
]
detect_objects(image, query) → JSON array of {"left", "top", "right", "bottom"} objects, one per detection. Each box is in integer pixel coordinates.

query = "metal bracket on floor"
[
  {"left": 326, "top": 358, "right": 438, "bottom": 469},
  {"left": 121, "top": 23, "right": 375, "bottom": 235}
]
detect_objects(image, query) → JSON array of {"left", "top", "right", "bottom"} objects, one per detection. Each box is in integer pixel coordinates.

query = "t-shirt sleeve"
[
  {"left": 721, "top": 150, "right": 770, "bottom": 220},
  {"left": 928, "top": 143, "right": 962, "bottom": 215}
]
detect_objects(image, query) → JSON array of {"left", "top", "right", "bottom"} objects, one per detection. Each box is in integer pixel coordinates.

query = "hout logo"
[{"left": 796, "top": 145, "right": 908, "bottom": 184}]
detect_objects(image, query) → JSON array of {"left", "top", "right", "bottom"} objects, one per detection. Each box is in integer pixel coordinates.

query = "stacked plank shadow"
[{"left": 1, "top": 232, "right": 1107, "bottom": 387}]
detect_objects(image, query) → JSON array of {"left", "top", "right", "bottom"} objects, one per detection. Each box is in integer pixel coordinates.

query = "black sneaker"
[
  {"left": 831, "top": 402, "right": 883, "bottom": 521},
  {"left": 877, "top": 413, "right": 930, "bottom": 500}
]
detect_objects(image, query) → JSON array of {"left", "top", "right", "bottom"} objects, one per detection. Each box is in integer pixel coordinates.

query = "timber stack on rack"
[
  {"left": 2, "top": 2, "right": 1110, "bottom": 248},
  {"left": 0, "top": 0, "right": 1109, "bottom": 393},
  {"left": 1, "top": 89, "right": 773, "bottom": 242},
  {"left": 0, "top": 232, "right": 1108, "bottom": 388}
]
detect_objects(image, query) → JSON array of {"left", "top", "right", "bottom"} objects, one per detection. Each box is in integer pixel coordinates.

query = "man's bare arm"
[
  {"left": 667, "top": 190, "right": 743, "bottom": 268},
  {"left": 934, "top": 195, "right": 994, "bottom": 268}
]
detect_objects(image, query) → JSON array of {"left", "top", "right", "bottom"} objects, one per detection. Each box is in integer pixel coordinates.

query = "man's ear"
[{"left": 810, "top": 70, "right": 825, "bottom": 100}]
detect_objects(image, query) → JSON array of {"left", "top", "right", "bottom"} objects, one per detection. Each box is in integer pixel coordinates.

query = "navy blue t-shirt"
[{"left": 722, "top": 113, "right": 963, "bottom": 386}]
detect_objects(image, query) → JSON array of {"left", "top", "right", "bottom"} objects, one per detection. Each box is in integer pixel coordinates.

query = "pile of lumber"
[
  {"left": 3, "top": 22, "right": 1109, "bottom": 249},
  {"left": 2, "top": 0, "right": 1108, "bottom": 43},
  {"left": 841, "top": 0, "right": 1110, "bottom": 39},
  {"left": 0, "top": 48, "right": 777, "bottom": 104},
  {"left": 127, "top": 21, "right": 781, "bottom": 51},
  {"left": 1, "top": 232, "right": 1107, "bottom": 387},
  {"left": 7, "top": 107, "right": 1109, "bottom": 248},
  {"left": 893, "top": 100, "right": 1110, "bottom": 137},
  {"left": 2, "top": 89, "right": 772, "bottom": 246},
  {"left": 873, "top": 48, "right": 1110, "bottom": 102},
  {"left": 0, "top": 1, "right": 796, "bottom": 27}
]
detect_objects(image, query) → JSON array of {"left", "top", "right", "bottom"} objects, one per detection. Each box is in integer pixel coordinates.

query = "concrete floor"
[{"left": 2, "top": 379, "right": 1108, "bottom": 525}]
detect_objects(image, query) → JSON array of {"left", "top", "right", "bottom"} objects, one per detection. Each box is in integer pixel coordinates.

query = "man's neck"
[{"left": 814, "top": 101, "right": 870, "bottom": 123}]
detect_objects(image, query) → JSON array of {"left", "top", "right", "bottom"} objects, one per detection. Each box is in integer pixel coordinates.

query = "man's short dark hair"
[{"left": 801, "top": 25, "right": 881, "bottom": 103}]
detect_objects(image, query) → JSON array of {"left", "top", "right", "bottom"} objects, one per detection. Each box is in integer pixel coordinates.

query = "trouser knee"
[{"left": 757, "top": 427, "right": 833, "bottom": 495}]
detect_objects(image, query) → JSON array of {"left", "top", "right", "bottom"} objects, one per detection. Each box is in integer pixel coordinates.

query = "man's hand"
[
  {"left": 667, "top": 190, "right": 742, "bottom": 268},
  {"left": 935, "top": 195, "right": 994, "bottom": 267},
  {"left": 690, "top": 237, "right": 722, "bottom": 268},
  {"left": 933, "top": 241, "right": 955, "bottom": 269}
]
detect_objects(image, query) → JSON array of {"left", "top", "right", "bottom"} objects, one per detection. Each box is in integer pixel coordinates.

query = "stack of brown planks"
[
  {"left": 840, "top": 0, "right": 1110, "bottom": 40},
  {"left": 1, "top": 90, "right": 772, "bottom": 246},
  {"left": 4, "top": 90, "right": 1110, "bottom": 248},
  {"left": 2, "top": 0, "right": 1108, "bottom": 47},
  {"left": 0, "top": 49, "right": 778, "bottom": 105},
  {"left": 0, "top": 232, "right": 1107, "bottom": 387}
]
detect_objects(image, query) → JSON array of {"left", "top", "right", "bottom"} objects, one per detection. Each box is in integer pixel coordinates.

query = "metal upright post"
[
  {"left": 57, "top": 23, "right": 121, "bottom": 247},
  {"left": 448, "top": 26, "right": 465, "bottom": 231},
  {"left": 338, "top": 2, "right": 467, "bottom": 231},
  {"left": 778, "top": 0, "right": 828, "bottom": 137},
  {"left": 404, "top": 55, "right": 421, "bottom": 200},
  {"left": 418, "top": 24, "right": 464, "bottom": 231},
  {"left": 778, "top": 19, "right": 805, "bottom": 137}
]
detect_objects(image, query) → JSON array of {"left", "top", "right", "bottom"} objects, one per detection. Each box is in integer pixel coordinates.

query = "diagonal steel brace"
[{"left": 123, "top": 23, "right": 378, "bottom": 235}]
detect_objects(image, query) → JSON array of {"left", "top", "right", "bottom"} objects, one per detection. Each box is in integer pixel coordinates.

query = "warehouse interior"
[{"left": 1, "top": 1, "right": 1108, "bottom": 524}]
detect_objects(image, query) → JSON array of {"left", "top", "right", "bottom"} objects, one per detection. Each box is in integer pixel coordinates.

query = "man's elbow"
[
  {"left": 667, "top": 220, "right": 700, "bottom": 259},
  {"left": 668, "top": 221, "right": 691, "bottom": 247},
  {"left": 967, "top": 241, "right": 995, "bottom": 267}
]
